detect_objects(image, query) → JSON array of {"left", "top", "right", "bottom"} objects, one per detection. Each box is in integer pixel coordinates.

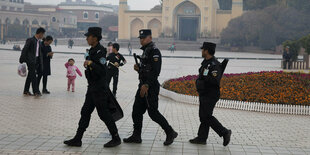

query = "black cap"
[
  {"left": 108, "top": 42, "right": 113, "bottom": 46},
  {"left": 138, "top": 29, "right": 152, "bottom": 38},
  {"left": 113, "top": 43, "right": 120, "bottom": 51},
  {"left": 84, "top": 27, "right": 102, "bottom": 39},
  {"left": 201, "top": 42, "right": 216, "bottom": 55}
]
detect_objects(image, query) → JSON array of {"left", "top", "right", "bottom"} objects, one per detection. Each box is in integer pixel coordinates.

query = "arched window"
[
  {"left": 95, "top": 12, "right": 99, "bottom": 20},
  {"left": 52, "top": 17, "right": 56, "bottom": 22},
  {"left": 83, "top": 11, "right": 88, "bottom": 19}
]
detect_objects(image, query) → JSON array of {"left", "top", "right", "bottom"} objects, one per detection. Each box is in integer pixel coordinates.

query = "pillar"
[
  {"left": 0, "top": 24, "right": 3, "bottom": 40},
  {"left": 28, "top": 26, "right": 31, "bottom": 37}
]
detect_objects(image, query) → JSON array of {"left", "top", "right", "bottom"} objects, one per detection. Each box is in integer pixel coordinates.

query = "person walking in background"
[
  {"left": 128, "top": 42, "right": 132, "bottom": 55},
  {"left": 68, "top": 39, "right": 74, "bottom": 49},
  {"left": 282, "top": 46, "right": 291, "bottom": 69},
  {"left": 37, "top": 36, "right": 54, "bottom": 94},
  {"left": 65, "top": 58, "right": 82, "bottom": 92},
  {"left": 19, "top": 27, "right": 45, "bottom": 97},
  {"left": 107, "top": 42, "right": 113, "bottom": 56},
  {"left": 107, "top": 43, "right": 127, "bottom": 97},
  {"left": 54, "top": 38, "right": 58, "bottom": 47}
]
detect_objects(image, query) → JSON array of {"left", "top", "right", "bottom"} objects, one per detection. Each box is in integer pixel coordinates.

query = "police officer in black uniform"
[
  {"left": 123, "top": 29, "right": 178, "bottom": 146},
  {"left": 107, "top": 43, "right": 127, "bottom": 97},
  {"left": 190, "top": 42, "right": 232, "bottom": 146},
  {"left": 64, "top": 27, "right": 121, "bottom": 148}
]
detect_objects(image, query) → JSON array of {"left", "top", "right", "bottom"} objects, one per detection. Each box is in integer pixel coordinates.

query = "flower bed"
[{"left": 162, "top": 71, "right": 310, "bottom": 106}]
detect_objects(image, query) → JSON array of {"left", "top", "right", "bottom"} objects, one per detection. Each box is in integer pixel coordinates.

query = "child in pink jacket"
[{"left": 65, "top": 58, "right": 82, "bottom": 92}]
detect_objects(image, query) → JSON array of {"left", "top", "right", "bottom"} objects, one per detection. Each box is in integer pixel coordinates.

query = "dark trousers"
[
  {"left": 37, "top": 74, "right": 48, "bottom": 91},
  {"left": 283, "top": 60, "right": 291, "bottom": 69},
  {"left": 132, "top": 83, "right": 173, "bottom": 135},
  {"left": 24, "top": 62, "right": 40, "bottom": 93},
  {"left": 198, "top": 95, "right": 228, "bottom": 140},
  {"left": 77, "top": 91, "right": 118, "bottom": 136},
  {"left": 107, "top": 69, "right": 119, "bottom": 96}
]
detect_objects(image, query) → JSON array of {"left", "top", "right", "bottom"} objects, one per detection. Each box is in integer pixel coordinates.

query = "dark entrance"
[{"left": 179, "top": 17, "right": 199, "bottom": 41}]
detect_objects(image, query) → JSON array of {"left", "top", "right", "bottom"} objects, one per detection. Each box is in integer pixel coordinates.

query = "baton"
[
  {"left": 134, "top": 53, "right": 150, "bottom": 108},
  {"left": 109, "top": 62, "right": 126, "bottom": 73},
  {"left": 133, "top": 53, "right": 139, "bottom": 67}
]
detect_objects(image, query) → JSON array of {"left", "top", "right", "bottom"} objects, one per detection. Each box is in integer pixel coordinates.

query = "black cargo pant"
[
  {"left": 132, "top": 82, "right": 173, "bottom": 135},
  {"left": 77, "top": 90, "right": 118, "bottom": 136},
  {"left": 107, "top": 69, "right": 119, "bottom": 96},
  {"left": 198, "top": 95, "right": 228, "bottom": 140}
]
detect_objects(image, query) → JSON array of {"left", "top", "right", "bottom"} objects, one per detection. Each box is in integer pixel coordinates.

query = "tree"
[
  {"left": 298, "top": 35, "right": 310, "bottom": 55},
  {"left": 221, "top": 5, "right": 310, "bottom": 50}
]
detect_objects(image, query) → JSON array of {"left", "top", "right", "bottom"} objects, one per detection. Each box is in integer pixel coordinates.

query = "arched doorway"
[
  {"left": 32, "top": 19, "right": 39, "bottom": 26},
  {"left": 173, "top": 1, "right": 201, "bottom": 41},
  {"left": 147, "top": 18, "right": 162, "bottom": 38},
  {"left": 23, "top": 19, "right": 30, "bottom": 37},
  {"left": 130, "top": 18, "right": 144, "bottom": 38},
  {"left": 14, "top": 18, "right": 20, "bottom": 25}
]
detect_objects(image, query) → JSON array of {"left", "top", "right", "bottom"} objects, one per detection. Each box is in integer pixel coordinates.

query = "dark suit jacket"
[{"left": 19, "top": 36, "right": 43, "bottom": 70}]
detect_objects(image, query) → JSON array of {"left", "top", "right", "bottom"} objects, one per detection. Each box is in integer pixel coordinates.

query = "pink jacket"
[{"left": 65, "top": 62, "right": 82, "bottom": 77}]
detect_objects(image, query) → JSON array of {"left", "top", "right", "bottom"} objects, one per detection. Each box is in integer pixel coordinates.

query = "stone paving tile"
[{"left": 0, "top": 50, "right": 309, "bottom": 155}]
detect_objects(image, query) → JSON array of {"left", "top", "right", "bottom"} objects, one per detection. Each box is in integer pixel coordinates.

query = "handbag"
[{"left": 18, "top": 63, "right": 27, "bottom": 77}]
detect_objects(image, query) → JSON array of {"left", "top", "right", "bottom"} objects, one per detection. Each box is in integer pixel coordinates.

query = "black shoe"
[
  {"left": 42, "top": 90, "right": 50, "bottom": 94},
  {"left": 64, "top": 138, "right": 82, "bottom": 147},
  {"left": 123, "top": 135, "right": 142, "bottom": 143},
  {"left": 23, "top": 91, "right": 33, "bottom": 96},
  {"left": 223, "top": 130, "right": 232, "bottom": 146},
  {"left": 34, "top": 92, "right": 42, "bottom": 97},
  {"left": 189, "top": 137, "right": 206, "bottom": 145},
  {"left": 104, "top": 136, "right": 121, "bottom": 148},
  {"left": 164, "top": 130, "right": 178, "bottom": 146}
]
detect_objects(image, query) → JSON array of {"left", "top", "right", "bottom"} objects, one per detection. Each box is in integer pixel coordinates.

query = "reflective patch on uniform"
[
  {"left": 97, "top": 50, "right": 101, "bottom": 54},
  {"left": 154, "top": 55, "right": 159, "bottom": 62},
  {"left": 203, "top": 69, "right": 209, "bottom": 76},
  {"left": 212, "top": 70, "right": 218, "bottom": 77},
  {"left": 99, "top": 57, "right": 106, "bottom": 64}
]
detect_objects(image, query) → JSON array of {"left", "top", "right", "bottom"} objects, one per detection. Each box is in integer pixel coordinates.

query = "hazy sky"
[{"left": 25, "top": 0, "right": 160, "bottom": 10}]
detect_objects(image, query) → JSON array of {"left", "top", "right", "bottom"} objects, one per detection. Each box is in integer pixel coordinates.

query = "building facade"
[
  {"left": 118, "top": 0, "right": 243, "bottom": 41},
  {"left": 0, "top": 0, "right": 50, "bottom": 40},
  {"left": 58, "top": 0, "right": 114, "bottom": 31}
]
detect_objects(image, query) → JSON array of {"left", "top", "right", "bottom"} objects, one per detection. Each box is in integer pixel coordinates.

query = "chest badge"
[
  {"left": 212, "top": 70, "right": 218, "bottom": 77},
  {"left": 203, "top": 68, "right": 209, "bottom": 76}
]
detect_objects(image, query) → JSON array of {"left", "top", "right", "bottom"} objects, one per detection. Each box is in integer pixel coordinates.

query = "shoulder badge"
[
  {"left": 153, "top": 55, "right": 159, "bottom": 62},
  {"left": 99, "top": 57, "right": 107, "bottom": 65}
]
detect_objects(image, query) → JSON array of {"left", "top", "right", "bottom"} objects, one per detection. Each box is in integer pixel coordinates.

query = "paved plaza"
[{"left": 0, "top": 45, "right": 309, "bottom": 155}]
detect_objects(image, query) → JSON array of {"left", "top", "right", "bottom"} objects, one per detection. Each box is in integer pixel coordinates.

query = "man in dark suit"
[{"left": 19, "top": 27, "right": 45, "bottom": 97}]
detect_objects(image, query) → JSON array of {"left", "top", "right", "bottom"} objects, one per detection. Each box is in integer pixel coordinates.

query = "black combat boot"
[
  {"left": 104, "top": 134, "right": 121, "bottom": 148},
  {"left": 223, "top": 130, "right": 232, "bottom": 146},
  {"left": 189, "top": 137, "right": 207, "bottom": 145},
  {"left": 163, "top": 129, "right": 178, "bottom": 146},
  {"left": 63, "top": 130, "right": 84, "bottom": 147},
  {"left": 123, "top": 130, "right": 142, "bottom": 143}
]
